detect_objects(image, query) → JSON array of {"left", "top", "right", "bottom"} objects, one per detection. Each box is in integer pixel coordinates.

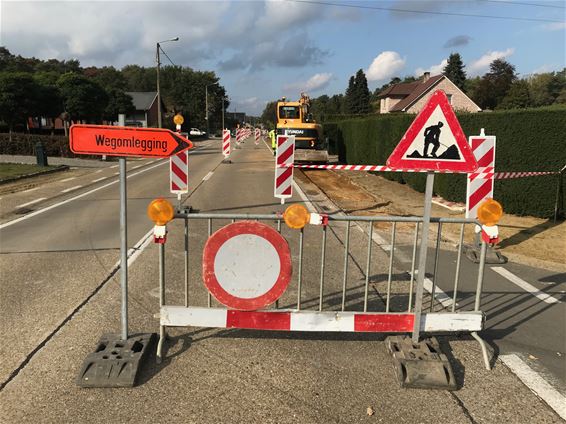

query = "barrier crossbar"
[{"left": 154, "top": 212, "right": 490, "bottom": 368}]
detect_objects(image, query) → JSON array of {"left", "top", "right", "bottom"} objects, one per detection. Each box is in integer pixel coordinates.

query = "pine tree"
[
  {"left": 354, "top": 69, "right": 371, "bottom": 114},
  {"left": 345, "top": 75, "right": 356, "bottom": 114},
  {"left": 443, "top": 53, "right": 467, "bottom": 91}
]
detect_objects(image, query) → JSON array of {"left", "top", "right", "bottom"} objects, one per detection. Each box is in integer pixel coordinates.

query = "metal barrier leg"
[
  {"left": 472, "top": 241, "right": 491, "bottom": 370},
  {"left": 341, "top": 223, "right": 350, "bottom": 312},
  {"left": 363, "top": 222, "right": 373, "bottom": 312},
  {"left": 319, "top": 225, "right": 327, "bottom": 312},
  {"left": 297, "top": 227, "right": 304, "bottom": 310},
  {"left": 408, "top": 223, "right": 419, "bottom": 312},
  {"left": 157, "top": 242, "right": 166, "bottom": 364},
  {"left": 471, "top": 331, "right": 491, "bottom": 370},
  {"left": 184, "top": 218, "right": 189, "bottom": 307},
  {"left": 429, "top": 223, "right": 442, "bottom": 312}
]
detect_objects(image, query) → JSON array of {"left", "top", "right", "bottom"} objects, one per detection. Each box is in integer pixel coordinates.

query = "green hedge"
[{"left": 324, "top": 107, "right": 566, "bottom": 218}]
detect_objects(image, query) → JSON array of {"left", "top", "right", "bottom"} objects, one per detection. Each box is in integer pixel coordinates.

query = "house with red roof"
[{"left": 377, "top": 72, "right": 481, "bottom": 114}]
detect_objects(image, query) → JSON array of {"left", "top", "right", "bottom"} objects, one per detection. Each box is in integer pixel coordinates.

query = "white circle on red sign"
[{"left": 202, "top": 221, "right": 292, "bottom": 310}]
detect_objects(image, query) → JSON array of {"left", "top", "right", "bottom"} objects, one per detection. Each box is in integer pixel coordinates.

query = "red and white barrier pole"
[
  {"left": 222, "top": 129, "right": 231, "bottom": 160},
  {"left": 274, "top": 135, "right": 295, "bottom": 204}
]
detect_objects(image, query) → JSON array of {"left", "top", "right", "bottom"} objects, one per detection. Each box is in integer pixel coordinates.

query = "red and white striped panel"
[
  {"left": 170, "top": 150, "right": 189, "bottom": 194},
  {"left": 255, "top": 128, "right": 260, "bottom": 145},
  {"left": 222, "top": 129, "right": 230, "bottom": 158},
  {"left": 274, "top": 135, "right": 295, "bottom": 201},
  {"left": 161, "top": 306, "right": 483, "bottom": 333},
  {"left": 235, "top": 129, "right": 241, "bottom": 144},
  {"left": 466, "top": 136, "right": 496, "bottom": 219},
  {"left": 493, "top": 171, "right": 556, "bottom": 179}
]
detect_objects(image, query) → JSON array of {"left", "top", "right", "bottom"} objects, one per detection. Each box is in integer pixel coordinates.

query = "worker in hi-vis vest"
[{"left": 269, "top": 129, "right": 276, "bottom": 156}]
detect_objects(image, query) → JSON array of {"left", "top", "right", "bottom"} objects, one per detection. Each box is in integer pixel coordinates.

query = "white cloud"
[
  {"left": 542, "top": 22, "right": 566, "bottom": 31},
  {"left": 284, "top": 73, "right": 333, "bottom": 93},
  {"left": 415, "top": 59, "right": 448, "bottom": 77},
  {"left": 366, "top": 51, "right": 406, "bottom": 82},
  {"left": 468, "top": 48, "right": 515, "bottom": 76}
]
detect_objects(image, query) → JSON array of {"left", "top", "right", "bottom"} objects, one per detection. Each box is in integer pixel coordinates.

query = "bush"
[{"left": 323, "top": 107, "right": 566, "bottom": 218}]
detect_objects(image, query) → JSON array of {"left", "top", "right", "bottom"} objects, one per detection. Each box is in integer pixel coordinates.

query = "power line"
[
  {"left": 481, "top": 0, "right": 565, "bottom": 9},
  {"left": 289, "top": 0, "right": 565, "bottom": 23},
  {"left": 159, "top": 46, "right": 177, "bottom": 67}
]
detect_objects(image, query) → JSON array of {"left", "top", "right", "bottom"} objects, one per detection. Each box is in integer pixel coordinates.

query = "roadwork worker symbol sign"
[{"left": 386, "top": 90, "right": 478, "bottom": 173}]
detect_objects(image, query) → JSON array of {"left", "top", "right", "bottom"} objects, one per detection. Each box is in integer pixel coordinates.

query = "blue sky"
[{"left": 1, "top": 0, "right": 565, "bottom": 115}]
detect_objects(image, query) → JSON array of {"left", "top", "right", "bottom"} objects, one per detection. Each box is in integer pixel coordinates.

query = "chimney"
[{"left": 423, "top": 72, "right": 430, "bottom": 82}]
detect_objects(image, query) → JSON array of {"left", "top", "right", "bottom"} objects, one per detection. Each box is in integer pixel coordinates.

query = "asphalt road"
[{"left": 0, "top": 137, "right": 563, "bottom": 423}]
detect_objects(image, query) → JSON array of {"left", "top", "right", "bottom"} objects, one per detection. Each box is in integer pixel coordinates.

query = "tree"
[
  {"left": 528, "top": 70, "right": 565, "bottom": 107},
  {"left": 498, "top": 80, "right": 531, "bottom": 109},
  {"left": 260, "top": 101, "right": 278, "bottom": 128},
  {"left": 344, "top": 76, "right": 356, "bottom": 114},
  {"left": 58, "top": 73, "right": 108, "bottom": 123},
  {"left": 0, "top": 72, "right": 41, "bottom": 139},
  {"left": 353, "top": 69, "right": 371, "bottom": 114},
  {"left": 103, "top": 89, "right": 135, "bottom": 121},
  {"left": 472, "top": 59, "right": 517, "bottom": 110},
  {"left": 443, "top": 53, "right": 466, "bottom": 91}
]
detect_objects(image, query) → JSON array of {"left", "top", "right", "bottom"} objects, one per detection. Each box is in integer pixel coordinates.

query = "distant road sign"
[
  {"left": 70, "top": 124, "right": 193, "bottom": 158},
  {"left": 386, "top": 90, "right": 478, "bottom": 173}
]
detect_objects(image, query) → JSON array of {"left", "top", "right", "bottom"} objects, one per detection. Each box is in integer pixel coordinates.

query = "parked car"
[{"left": 189, "top": 128, "right": 206, "bottom": 137}]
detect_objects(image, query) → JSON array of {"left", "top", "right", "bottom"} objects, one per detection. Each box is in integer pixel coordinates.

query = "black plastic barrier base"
[
  {"left": 76, "top": 333, "right": 155, "bottom": 388},
  {"left": 386, "top": 336, "right": 457, "bottom": 390}
]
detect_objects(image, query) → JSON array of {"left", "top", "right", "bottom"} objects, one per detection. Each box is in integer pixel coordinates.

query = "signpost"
[
  {"left": 385, "top": 90, "right": 478, "bottom": 344},
  {"left": 71, "top": 123, "right": 194, "bottom": 387},
  {"left": 70, "top": 125, "right": 192, "bottom": 158}
]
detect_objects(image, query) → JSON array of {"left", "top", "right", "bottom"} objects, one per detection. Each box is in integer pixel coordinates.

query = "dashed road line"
[
  {"left": 60, "top": 177, "right": 76, "bottom": 183},
  {"left": 92, "top": 177, "right": 106, "bottom": 183},
  {"left": 500, "top": 354, "right": 566, "bottom": 420},
  {"left": 16, "top": 198, "right": 47, "bottom": 209},
  {"left": 0, "top": 161, "right": 167, "bottom": 230},
  {"left": 492, "top": 267, "right": 561, "bottom": 304},
  {"left": 110, "top": 165, "right": 119, "bottom": 169},
  {"left": 21, "top": 187, "right": 39, "bottom": 193},
  {"left": 94, "top": 169, "right": 103, "bottom": 173},
  {"left": 203, "top": 171, "right": 214, "bottom": 181},
  {"left": 61, "top": 185, "right": 83, "bottom": 193},
  {"left": 114, "top": 172, "right": 119, "bottom": 175}
]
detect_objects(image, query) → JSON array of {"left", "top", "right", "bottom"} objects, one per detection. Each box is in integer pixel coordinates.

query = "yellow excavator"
[{"left": 276, "top": 93, "right": 328, "bottom": 162}]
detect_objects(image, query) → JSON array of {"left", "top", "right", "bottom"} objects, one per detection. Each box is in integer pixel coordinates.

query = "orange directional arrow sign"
[{"left": 70, "top": 124, "right": 193, "bottom": 158}]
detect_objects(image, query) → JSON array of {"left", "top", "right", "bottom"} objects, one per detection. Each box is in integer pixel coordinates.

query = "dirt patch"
[{"left": 302, "top": 169, "right": 566, "bottom": 272}]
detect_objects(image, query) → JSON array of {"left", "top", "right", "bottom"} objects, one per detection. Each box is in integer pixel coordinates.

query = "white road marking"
[
  {"left": 21, "top": 187, "right": 39, "bottom": 193},
  {"left": 61, "top": 185, "right": 83, "bottom": 193},
  {"left": 95, "top": 169, "right": 103, "bottom": 173},
  {"left": 0, "top": 161, "right": 167, "bottom": 230},
  {"left": 492, "top": 267, "right": 561, "bottom": 304},
  {"left": 132, "top": 165, "right": 142, "bottom": 169},
  {"left": 92, "top": 177, "right": 106, "bottom": 183},
  {"left": 110, "top": 165, "right": 119, "bottom": 169},
  {"left": 500, "top": 354, "right": 566, "bottom": 420},
  {"left": 414, "top": 270, "right": 455, "bottom": 307},
  {"left": 60, "top": 177, "right": 76, "bottom": 182},
  {"left": 203, "top": 171, "right": 214, "bottom": 181},
  {"left": 114, "top": 172, "right": 119, "bottom": 175},
  {"left": 16, "top": 198, "right": 47, "bottom": 209}
]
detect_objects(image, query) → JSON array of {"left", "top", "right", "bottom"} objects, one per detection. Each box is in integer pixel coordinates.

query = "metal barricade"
[{"left": 155, "top": 210, "right": 490, "bottom": 370}]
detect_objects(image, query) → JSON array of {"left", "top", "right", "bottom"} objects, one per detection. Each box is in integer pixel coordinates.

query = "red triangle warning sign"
[{"left": 386, "top": 90, "right": 478, "bottom": 173}]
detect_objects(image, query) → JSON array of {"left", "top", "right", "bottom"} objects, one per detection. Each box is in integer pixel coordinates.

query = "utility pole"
[
  {"left": 156, "top": 43, "right": 162, "bottom": 128},
  {"left": 156, "top": 37, "right": 179, "bottom": 129}
]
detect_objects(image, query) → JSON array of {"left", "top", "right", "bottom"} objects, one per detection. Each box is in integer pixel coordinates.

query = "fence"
[{"left": 155, "top": 210, "right": 490, "bottom": 369}]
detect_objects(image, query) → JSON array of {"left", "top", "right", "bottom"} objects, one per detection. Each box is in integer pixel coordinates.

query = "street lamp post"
[{"left": 156, "top": 37, "right": 179, "bottom": 128}]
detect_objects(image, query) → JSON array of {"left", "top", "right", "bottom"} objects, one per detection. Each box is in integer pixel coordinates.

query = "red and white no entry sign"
[{"left": 202, "top": 221, "right": 292, "bottom": 310}]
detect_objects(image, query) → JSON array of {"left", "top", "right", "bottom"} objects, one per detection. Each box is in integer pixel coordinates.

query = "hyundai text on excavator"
[{"left": 276, "top": 93, "right": 328, "bottom": 162}]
